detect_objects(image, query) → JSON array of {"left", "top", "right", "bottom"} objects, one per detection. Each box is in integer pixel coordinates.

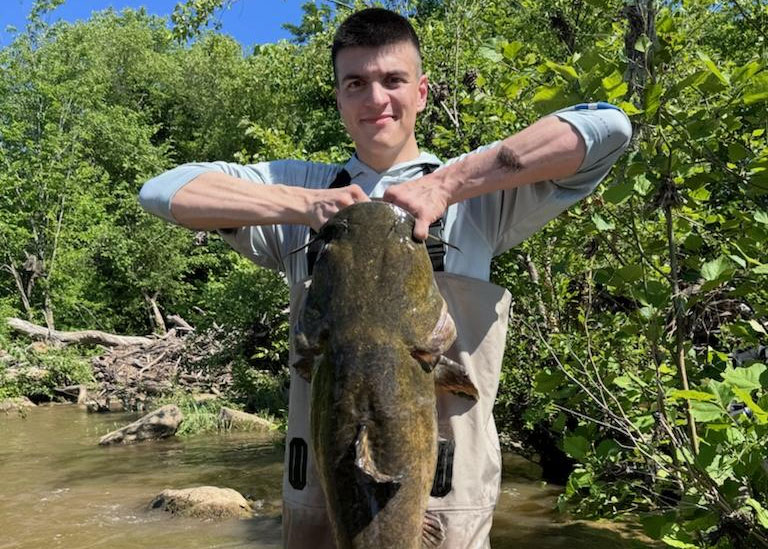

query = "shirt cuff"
[{"left": 138, "top": 165, "right": 212, "bottom": 223}]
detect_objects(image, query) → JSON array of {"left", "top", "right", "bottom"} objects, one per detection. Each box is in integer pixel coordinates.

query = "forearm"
[
  {"left": 170, "top": 171, "right": 312, "bottom": 230},
  {"left": 436, "top": 115, "right": 586, "bottom": 205}
]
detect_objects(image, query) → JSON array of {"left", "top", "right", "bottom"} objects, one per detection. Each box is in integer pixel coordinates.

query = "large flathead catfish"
[{"left": 293, "top": 202, "right": 477, "bottom": 549}]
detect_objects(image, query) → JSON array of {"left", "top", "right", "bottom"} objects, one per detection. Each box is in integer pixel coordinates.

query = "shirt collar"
[{"left": 342, "top": 151, "right": 443, "bottom": 180}]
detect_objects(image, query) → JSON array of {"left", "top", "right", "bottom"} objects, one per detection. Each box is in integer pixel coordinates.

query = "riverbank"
[
  {"left": 0, "top": 405, "right": 658, "bottom": 548},
  {"left": 0, "top": 326, "right": 285, "bottom": 438}
]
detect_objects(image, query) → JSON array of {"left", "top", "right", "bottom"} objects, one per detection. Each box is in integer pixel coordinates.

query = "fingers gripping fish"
[{"left": 293, "top": 202, "right": 478, "bottom": 549}]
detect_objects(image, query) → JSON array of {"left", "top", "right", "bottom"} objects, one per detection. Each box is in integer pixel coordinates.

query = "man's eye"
[{"left": 347, "top": 81, "right": 363, "bottom": 90}]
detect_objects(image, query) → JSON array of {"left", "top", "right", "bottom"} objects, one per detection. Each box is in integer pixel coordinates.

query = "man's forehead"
[{"left": 335, "top": 42, "right": 422, "bottom": 77}]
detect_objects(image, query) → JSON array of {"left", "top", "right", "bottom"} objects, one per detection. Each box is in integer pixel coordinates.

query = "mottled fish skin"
[{"left": 295, "top": 202, "right": 456, "bottom": 549}]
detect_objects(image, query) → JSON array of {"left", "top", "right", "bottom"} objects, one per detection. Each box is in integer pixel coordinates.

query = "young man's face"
[{"left": 334, "top": 41, "right": 428, "bottom": 170}]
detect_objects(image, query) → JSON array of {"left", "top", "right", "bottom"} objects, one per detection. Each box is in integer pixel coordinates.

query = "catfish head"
[{"left": 293, "top": 201, "right": 461, "bottom": 383}]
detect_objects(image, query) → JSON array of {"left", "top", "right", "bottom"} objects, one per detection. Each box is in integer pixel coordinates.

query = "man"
[{"left": 140, "top": 8, "right": 631, "bottom": 548}]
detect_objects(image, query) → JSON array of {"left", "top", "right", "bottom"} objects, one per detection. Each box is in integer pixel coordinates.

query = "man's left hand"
[{"left": 382, "top": 174, "right": 450, "bottom": 241}]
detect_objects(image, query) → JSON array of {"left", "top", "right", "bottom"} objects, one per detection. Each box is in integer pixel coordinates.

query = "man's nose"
[{"left": 365, "top": 82, "right": 388, "bottom": 106}]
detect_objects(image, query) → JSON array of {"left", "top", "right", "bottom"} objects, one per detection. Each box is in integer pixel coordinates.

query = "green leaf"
[
  {"left": 617, "top": 101, "right": 643, "bottom": 116},
  {"left": 603, "top": 180, "right": 633, "bottom": 204},
  {"left": 701, "top": 257, "right": 731, "bottom": 281},
  {"left": 617, "top": 264, "right": 643, "bottom": 282},
  {"left": 601, "top": 70, "right": 628, "bottom": 100},
  {"left": 732, "top": 388, "right": 768, "bottom": 424},
  {"left": 697, "top": 52, "right": 729, "bottom": 86},
  {"left": 634, "top": 174, "right": 653, "bottom": 195},
  {"left": 690, "top": 401, "right": 724, "bottom": 422},
  {"left": 733, "top": 60, "right": 761, "bottom": 85},
  {"left": 502, "top": 41, "right": 524, "bottom": 61},
  {"left": 688, "top": 186, "right": 710, "bottom": 202},
  {"left": 683, "top": 234, "right": 703, "bottom": 251},
  {"left": 755, "top": 211, "right": 768, "bottom": 225},
  {"left": 661, "top": 535, "right": 698, "bottom": 548},
  {"left": 728, "top": 142, "right": 750, "bottom": 163},
  {"left": 595, "top": 439, "right": 620, "bottom": 458},
  {"left": 708, "top": 380, "right": 734, "bottom": 409},
  {"left": 644, "top": 82, "right": 663, "bottom": 117},
  {"left": 634, "top": 36, "right": 651, "bottom": 53},
  {"left": 749, "top": 320, "right": 767, "bottom": 334},
  {"left": 669, "top": 389, "right": 716, "bottom": 402},
  {"left": 746, "top": 498, "right": 768, "bottom": 529},
  {"left": 563, "top": 435, "right": 590, "bottom": 459},
  {"left": 752, "top": 264, "right": 768, "bottom": 274},
  {"left": 591, "top": 213, "right": 614, "bottom": 231},
  {"left": 545, "top": 60, "right": 578, "bottom": 80},
  {"left": 744, "top": 72, "right": 768, "bottom": 105},
  {"left": 532, "top": 85, "right": 561, "bottom": 103},
  {"left": 729, "top": 254, "right": 746, "bottom": 268},
  {"left": 478, "top": 46, "right": 503, "bottom": 64}
]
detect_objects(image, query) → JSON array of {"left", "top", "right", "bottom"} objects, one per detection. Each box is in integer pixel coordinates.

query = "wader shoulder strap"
[
  {"left": 305, "top": 169, "right": 349, "bottom": 275},
  {"left": 306, "top": 165, "right": 445, "bottom": 275}
]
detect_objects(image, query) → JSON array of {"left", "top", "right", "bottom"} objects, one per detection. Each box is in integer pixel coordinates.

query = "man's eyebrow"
[
  {"left": 340, "top": 70, "right": 411, "bottom": 83},
  {"left": 341, "top": 73, "right": 364, "bottom": 83}
]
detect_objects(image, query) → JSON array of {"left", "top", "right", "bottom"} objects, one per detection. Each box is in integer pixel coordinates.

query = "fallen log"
[{"left": 7, "top": 318, "right": 154, "bottom": 347}]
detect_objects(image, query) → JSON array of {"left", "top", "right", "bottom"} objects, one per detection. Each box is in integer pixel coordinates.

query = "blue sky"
[{"left": 1, "top": 0, "right": 309, "bottom": 48}]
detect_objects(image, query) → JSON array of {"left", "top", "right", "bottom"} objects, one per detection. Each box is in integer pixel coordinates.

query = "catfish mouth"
[{"left": 317, "top": 201, "right": 414, "bottom": 236}]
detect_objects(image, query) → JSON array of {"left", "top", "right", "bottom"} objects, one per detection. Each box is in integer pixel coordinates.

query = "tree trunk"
[
  {"left": 3, "top": 263, "right": 33, "bottom": 319},
  {"left": 144, "top": 291, "right": 167, "bottom": 335},
  {"left": 7, "top": 317, "right": 155, "bottom": 347},
  {"left": 43, "top": 294, "right": 55, "bottom": 332},
  {"left": 624, "top": 0, "right": 657, "bottom": 103}
]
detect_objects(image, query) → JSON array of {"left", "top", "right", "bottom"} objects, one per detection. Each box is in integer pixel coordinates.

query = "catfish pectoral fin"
[
  {"left": 434, "top": 356, "right": 479, "bottom": 401},
  {"left": 411, "top": 349, "right": 439, "bottom": 372},
  {"left": 422, "top": 511, "right": 446, "bottom": 548},
  {"left": 354, "top": 424, "right": 402, "bottom": 485},
  {"left": 290, "top": 355, "right": 313, "bottom": 382}
]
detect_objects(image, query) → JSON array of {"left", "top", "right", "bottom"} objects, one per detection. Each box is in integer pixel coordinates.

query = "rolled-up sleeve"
[
  {"left": 552, "top": 104, "right": 633, "bottom": 188},
  {"left": 139, "top": 163, "right": 234, "bottom": 224}
]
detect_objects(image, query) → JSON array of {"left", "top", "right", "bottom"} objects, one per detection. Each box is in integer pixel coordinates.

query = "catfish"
[{"left": 293, "top": 201, "right": 478, "bottom": 549}]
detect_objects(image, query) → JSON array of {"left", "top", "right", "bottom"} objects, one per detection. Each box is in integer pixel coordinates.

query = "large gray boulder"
[
  {"left": 218, "top": 406, "right": 276, "bottom": 432},
  {"left": 0, "top": 397, "right": 36, "bottom": 412},
  {"left": 98, "top": 404, "right": 182, "bottom": 445},
  {"left": 149, "top": 486, "right": 253, "bottom": 520}
]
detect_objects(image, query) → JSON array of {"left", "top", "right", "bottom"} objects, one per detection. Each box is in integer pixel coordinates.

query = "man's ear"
[
  {"left": 417, "top": 73, "right": 428, "bottom": 112},
  {"left": 334, "top": 86, "right": 340, "bottom": 111}
]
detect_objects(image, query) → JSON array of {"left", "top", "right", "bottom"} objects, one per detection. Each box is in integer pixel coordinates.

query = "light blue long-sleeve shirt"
[{"left": 140, "top": 104, "right": 632, "bottom": 286}]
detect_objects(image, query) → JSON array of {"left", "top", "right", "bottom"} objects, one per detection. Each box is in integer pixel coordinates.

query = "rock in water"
[
  {"left": 218, "top": 406, "right": 276, "bottom": 432},
  {"left": 149, "top": 486, "right": 252, "bottom": 519},
  {"left": 98, "top": 404, "right": 182, "bottom": 445},
  {"left": 0, "top": 397, "right": 36, "bottom": 412},
  {"left": 294, "top": 202, "right": 478, "bottom": 549}
]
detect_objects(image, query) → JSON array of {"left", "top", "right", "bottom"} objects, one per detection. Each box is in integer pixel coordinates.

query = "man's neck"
[{"left": 356, "top": 139, "right": 421, "bottom": 174}]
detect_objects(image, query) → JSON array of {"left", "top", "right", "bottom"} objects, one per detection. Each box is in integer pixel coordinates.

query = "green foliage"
[{"left": 0, "top": 342, "right": 93, "bottom": 400}]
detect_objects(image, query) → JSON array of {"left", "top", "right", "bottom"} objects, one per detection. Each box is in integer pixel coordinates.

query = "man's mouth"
[{"left": 361, "top": 114, "right": 396, "bottom": 125}]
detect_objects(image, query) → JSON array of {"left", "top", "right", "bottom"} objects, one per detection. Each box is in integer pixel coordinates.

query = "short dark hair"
[{"left": 331, "top": 8, "right": 421, "bottom": 83}]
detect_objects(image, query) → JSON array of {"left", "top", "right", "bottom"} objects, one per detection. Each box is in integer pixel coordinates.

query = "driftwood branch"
[{"left": 6, "top": 317, "right": 154, "bottom": 347}]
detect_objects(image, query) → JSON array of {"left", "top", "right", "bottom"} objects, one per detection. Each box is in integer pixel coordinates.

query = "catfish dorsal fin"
[
  {"left": 354, "top": 424, "right": 401, "bottom": 485},
  {"left": 434, "top": 356, "right": 479, "bottom": 401}
]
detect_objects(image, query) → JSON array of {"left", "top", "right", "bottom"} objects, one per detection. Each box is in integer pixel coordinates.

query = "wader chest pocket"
[
  {"left": 288, "top": 438, "right": 308, "bottom": 490},
  {"left": 430, "top": 439, "right": 455, "bottom": 497}
]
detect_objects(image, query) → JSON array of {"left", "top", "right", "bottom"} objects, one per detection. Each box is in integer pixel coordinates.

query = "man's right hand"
[{"left": 303, "top": 185, "right": 370, "bottom": 231}]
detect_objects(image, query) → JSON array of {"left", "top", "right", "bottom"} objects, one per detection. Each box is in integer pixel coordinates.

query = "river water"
[{"left": 0, "top": 405, "right": 653, "bottom": 548}]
